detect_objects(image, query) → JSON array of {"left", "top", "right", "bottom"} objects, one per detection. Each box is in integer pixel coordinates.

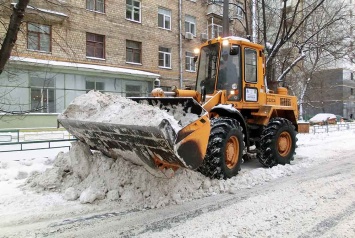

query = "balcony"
[{"left": 206, "top": 3, "right": 223, "bottom": 18}]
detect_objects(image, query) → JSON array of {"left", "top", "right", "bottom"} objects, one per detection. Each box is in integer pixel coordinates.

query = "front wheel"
[
  {"left": 197, "top": 118, "right": 244, "bottom": 179},
  {"left": 258, "top": 118, "right": 297, "bottom": 167}
]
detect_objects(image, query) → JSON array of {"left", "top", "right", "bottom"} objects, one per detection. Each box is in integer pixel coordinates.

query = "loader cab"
[
  {"left": 196, "top": 37, "right": 264, "bottom": 104},
  {"left": 196, "top": 39, "right": 242, "bottom": 101}
]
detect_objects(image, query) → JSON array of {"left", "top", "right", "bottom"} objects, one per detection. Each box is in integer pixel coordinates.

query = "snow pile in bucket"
[{"left": 58, "top": 90, "right": 199, "bottom": 132}]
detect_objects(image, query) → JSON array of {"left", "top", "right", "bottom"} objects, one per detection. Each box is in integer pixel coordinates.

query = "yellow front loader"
[{"left": 58, "top": 36, "right": 299, "bottom": 179}]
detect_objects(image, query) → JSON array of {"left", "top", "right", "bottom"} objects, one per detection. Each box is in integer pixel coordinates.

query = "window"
[
  {"left": 27, "top": 23, "right": 51, "bottom": 52},
  {"left": 234, "top": 3, "right": 244, "bottom": 19},
  {"left": 86, "top": 32, "right": 105, "bottom": 59},
  {"left": 208, "top": 23, "right": 222, "bottom": 38},
  {"left": 245, "top": 48, "right": 257, "bottom": 82},
  {"left": 30, "top": 78, "right": 55, "bottom": 113},
  {"left": 126, "top": 0, "right": 141, "bottom": 22},
  {"left": 86, "top": 0, "right": 105, "bottom": 13},
  {"left": 185, "top": 52, "right": 196, "bottom": 72},
  {"left": 185, "top": 15, "right": 196, "bottom": 35},
  {"left": 158, "top": 8, "right": 171, "bottom": 30},
  {"left": 159, "top": 46, "right": 171, "bottom": 68},
  {"left": 126, "top": 84, "right": 141, "bottom": 97},
  {"left": 86, "top": 81, "right": 105, "bottom": 92},
  {"left": 126, "top": 40, "right": 142, "bottom": 64}
]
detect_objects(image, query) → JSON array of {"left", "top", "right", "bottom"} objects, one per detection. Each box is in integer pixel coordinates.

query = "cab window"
[{"left": 245, "top": 48, "right": 257, "bottom": 83}]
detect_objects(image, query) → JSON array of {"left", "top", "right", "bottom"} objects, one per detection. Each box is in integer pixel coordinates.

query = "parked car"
[{"left": 309, "top": 113, "right": 337, "bottom": 125}]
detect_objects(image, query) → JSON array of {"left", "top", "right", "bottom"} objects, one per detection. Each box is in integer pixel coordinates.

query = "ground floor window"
[
  {"left": 125, "top": 84, "right": 141, "bottom": 97},
  {"left": 30, "top": 78, "right": 55, "bottom": 113},
  {"left": 31, "top": 88, "right": 55, "bottom": 113},
  {"left": 86, "top": 81, "right": 105, "bottom": 92}
]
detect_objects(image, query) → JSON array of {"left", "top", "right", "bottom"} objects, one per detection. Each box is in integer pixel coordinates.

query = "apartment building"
[
  {"left": 303, "top": 69, "right": 355, "bottom": 120},
  {"left": 0, "top": 0, "right": 250, "bottom": 128}
]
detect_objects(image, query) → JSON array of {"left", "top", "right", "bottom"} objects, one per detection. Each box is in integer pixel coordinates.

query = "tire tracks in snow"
[{"left": 298, "top": 202, "right": 355, "bottom": 238}]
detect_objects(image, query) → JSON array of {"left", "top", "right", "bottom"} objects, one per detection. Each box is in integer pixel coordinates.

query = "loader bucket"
[{"left": 58, "top": 97, "right": 211, "bottom": 177}]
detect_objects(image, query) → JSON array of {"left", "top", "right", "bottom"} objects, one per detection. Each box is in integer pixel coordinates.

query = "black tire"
[
  {"left": 197, "top": 117, "right": 244, "bottom": 179},
  {"left": 258, "top": 117, "right": 297, "bottom": 167}
]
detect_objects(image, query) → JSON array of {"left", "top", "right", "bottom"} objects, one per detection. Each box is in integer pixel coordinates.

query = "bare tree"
[
  {"left": 287, "top": 1, "right": 351, "bottom": 119},
  {"left": 257, "top": 0, "right": 350, "bottom": 94}
]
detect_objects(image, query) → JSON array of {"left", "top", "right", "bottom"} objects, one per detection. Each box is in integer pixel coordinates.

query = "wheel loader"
[{"left": 58, "top": 36, "right": 298, "bottom": 179}]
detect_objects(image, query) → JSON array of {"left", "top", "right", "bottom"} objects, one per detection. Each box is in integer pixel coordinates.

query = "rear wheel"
[
  {"left": 258, "top": 118, "right": 297, "bottom": 167},
  {"left": 197, "top": 118, "right": 244, "bottom": 179}
]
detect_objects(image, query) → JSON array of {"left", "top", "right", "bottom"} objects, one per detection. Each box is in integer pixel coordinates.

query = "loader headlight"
[
  {"left": 231, "top": 83, "right": 238, "bottom": 90},
  {"left": 222, "top": 39, "right": 229, "bottom": 46}
]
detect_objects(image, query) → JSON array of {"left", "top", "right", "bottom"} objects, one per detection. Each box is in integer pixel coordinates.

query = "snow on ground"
[{"left": 0, "top": 130, "right": 355, "bottom": 220}]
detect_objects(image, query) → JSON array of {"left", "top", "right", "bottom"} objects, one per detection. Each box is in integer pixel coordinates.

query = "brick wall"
[
  {"left": 1, "top": 0, "right": 214, "bottom": 89},
  {"left": 1, "top": 0, "right": 252, "bottom": 89}
]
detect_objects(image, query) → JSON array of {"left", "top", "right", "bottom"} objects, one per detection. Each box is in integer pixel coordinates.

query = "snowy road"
[
  {"left": 2, "top": 146, "right": 354, "bottom": 237},
  {"left": 1, "top": 131, "right": 355, "bottom": 238}
]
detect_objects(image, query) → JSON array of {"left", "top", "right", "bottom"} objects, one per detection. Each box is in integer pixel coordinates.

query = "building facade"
[
  {"left": 303, "top": 69, "right": 355, "bottom": 120},
  {"left": 0, "top": 0, "right": 250, "bottom": 128}
]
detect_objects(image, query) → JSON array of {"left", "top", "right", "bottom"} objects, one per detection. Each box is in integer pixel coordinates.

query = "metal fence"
[
  {"left": 310, "top": 122, "right": 355, "bottom": 134},
  {"left": 0, "top": 129, "right": 77, "bottom": 152}
]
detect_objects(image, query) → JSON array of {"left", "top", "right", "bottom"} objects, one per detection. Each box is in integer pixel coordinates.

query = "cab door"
[{"left": 243, "top": 47, "right": 259, "bottom": 108}]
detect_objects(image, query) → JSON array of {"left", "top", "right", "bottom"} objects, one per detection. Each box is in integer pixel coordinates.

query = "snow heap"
[
  {"left": 23, "top": 140, "right": 301, "bottom": 208},
  {"left": 25, "top": 141, "right": 210, "bottom": 207}
]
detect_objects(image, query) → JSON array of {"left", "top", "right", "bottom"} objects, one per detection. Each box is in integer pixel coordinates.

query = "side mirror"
[
  {"left": 230, "top": 46, "right": 239, "bottom": 55},
  {"left": 194, "top": 55, "right": 198, "bottom": 62}
]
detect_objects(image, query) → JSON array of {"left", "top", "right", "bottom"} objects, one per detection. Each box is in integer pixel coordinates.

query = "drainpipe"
[{"left": 178, "top": 0, "right": 183, "bottom": 89}]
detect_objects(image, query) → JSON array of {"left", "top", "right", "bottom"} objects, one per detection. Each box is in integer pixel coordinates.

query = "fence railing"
[
  {"left": 310, "top": 122, "right": 355, "bottom": 134},
  {"left": 0, "top": 139, "right": 77, "bottom": 152},
  {"left": 0, "top": 129, "right": 77, "bottom": 152}
]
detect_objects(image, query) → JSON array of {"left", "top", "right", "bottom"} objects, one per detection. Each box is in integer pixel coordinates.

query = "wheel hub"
[
  {"left": 278, "top": 131, "right": 292, "bottom": 157},
  {"left": 225, "top": 136, "right": 239, "bottom": 169}
]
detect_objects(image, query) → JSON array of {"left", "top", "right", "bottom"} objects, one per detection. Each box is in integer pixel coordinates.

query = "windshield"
[
  {"left": 196, "top": 43, "right": 242, "bottom": 101},
  {"left": 218, "top": 44, "right": 241, "bottom": 101},
  {"left": 196, "top": 43, "right": 219, "bottom": 94}
]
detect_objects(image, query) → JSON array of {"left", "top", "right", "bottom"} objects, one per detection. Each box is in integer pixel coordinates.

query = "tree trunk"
[{"left": 0, "top": 0, "right": 30, "bottom": 74}]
